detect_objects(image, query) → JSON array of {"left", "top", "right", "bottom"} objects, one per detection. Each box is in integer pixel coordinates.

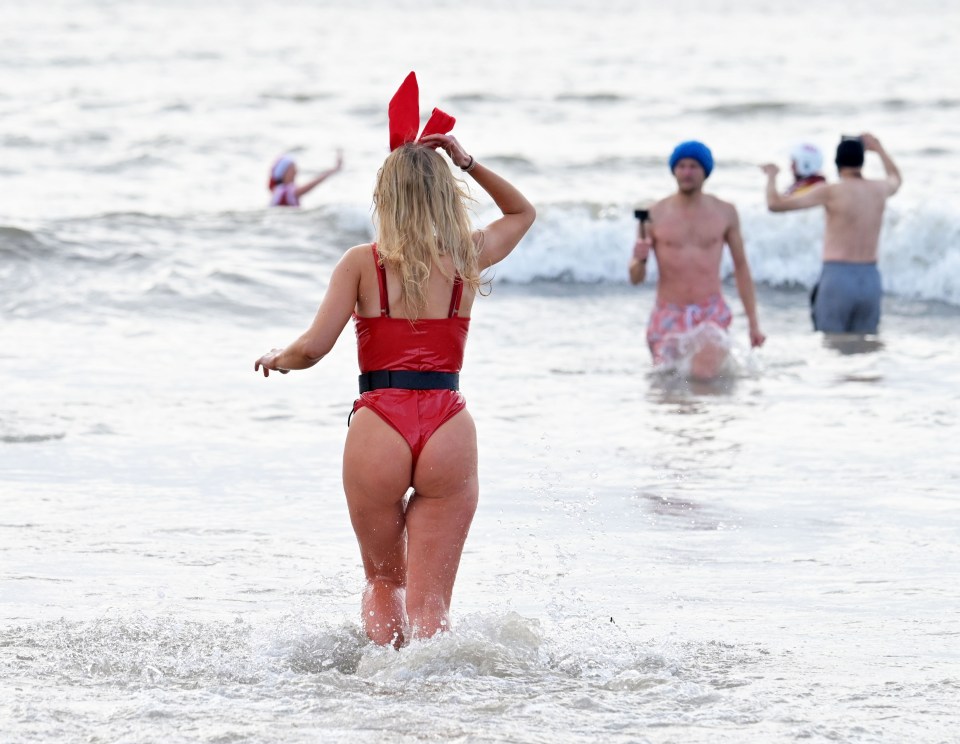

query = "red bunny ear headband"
[{"left": 389, "top": 71, "right": 455, "bottom": 151}]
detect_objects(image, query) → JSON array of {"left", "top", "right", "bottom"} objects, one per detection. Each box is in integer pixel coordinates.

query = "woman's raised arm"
[{"left": 420, "top": 133, "right": 536, "bottom": 269}]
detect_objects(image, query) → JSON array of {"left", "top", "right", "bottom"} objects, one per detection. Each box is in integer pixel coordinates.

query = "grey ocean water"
[{"left": 2, "top": 2, "right": 960, "bottom": 742}]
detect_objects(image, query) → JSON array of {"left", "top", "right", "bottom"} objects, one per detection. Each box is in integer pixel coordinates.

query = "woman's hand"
[
  {"left": 419, "top": 133, "right": 473, "bottom": 170},
  {"left": 254, "top": 349, "right": 290, "bottom": 377}
]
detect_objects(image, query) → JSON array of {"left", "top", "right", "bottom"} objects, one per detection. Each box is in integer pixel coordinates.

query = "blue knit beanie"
[{"left": 669, "top": 140, "right": 714, "bottom": 177}]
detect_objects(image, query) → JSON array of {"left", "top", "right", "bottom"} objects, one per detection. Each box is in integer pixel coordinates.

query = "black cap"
[{"left": 835, "top": 139, "right": 865, "bottom": 169}]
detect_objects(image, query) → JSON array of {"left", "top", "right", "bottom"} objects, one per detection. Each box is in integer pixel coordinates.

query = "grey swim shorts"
[{"left": 810, "top": 261, "right": 882, "bottom": 334}]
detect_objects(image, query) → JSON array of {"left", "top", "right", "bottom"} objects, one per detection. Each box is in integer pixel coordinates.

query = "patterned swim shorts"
[{"left": 646, "top": 294, "right": 732, "bottom": 364}]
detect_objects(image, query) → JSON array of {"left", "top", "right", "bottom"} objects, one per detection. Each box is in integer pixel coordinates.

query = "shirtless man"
[
  {"left": 629, "top": 140, "right": 766, "bottom": 379},
  {"left": 761, "top": 133, "right": 902, "bottom": 334}
]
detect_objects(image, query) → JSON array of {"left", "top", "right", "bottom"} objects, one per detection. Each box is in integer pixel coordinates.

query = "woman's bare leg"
[
  {"left": 406, "top": 410, "right": 479, "bottom": 639},
  {"left": 342, "top": 408, "right": 413, "bottom": 647}
]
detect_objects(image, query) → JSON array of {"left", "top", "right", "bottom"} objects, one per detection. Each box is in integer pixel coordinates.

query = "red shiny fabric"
[
  {"left": 388, "top": 72, "right": 421, "bottom": 152},
  {"left": 352, "top": 245, "right": 469, "bottom": 464},
  {"left": 388, "top": 71, "right": 456, "bottom": 151}
]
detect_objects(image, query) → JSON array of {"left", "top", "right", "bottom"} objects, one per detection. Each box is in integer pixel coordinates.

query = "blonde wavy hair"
[{"left": 373, "top": 144, "right": 482, "bottom": 318}]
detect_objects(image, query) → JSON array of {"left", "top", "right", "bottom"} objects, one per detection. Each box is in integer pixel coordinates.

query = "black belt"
[{"left": 358, "top": 370, "right": 459, "bottom": 393}]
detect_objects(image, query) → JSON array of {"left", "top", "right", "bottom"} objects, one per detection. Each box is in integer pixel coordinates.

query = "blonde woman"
[{"left": 254, "top": 76, "right": 535, "bottom": 646}]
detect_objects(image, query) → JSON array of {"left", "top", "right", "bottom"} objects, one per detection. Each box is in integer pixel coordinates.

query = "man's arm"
[
  {"left": 861, "top": 133, "right": 902, "bottom": 196},
  {"left": 628, "top": 222, "right": 651, "bottom": 285},
  {"left": 725, "top": 206, "right": 765, "bottom": 347},
  {"left": 761, "top": 163, "right": 829, "bottom": 212}
]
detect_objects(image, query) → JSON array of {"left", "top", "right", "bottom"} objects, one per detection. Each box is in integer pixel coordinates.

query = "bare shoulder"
[
  {"left": 812, "top": 181, "right": 841, "bottom": 204},
  {"left": 826, "top": 181, "right": 847, "bottom": 194},
  {"left": 648, "top": 195, "right": 674, "bottom": 218},
  {"left": 342, "top": 242, "right": 374, "bottom": 263},
  {"left": 333, "top": 243, "right": 374, "bottom": 278},
  {"left": 868, "top": 177, "right": 898, "bottom": 197},
  {"left": 708, "top": 195, "right": 740, "bottom": 224}
]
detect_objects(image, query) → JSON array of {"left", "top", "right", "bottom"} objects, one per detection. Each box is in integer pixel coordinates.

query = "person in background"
[
  {"left": 629, "top": 140, "right": 766, "bottom": 379},
  {"left": 761, "top": 133, "right": 902, "bottom": 334},
  {"left": 268, "top": 150, "right": 343, "bottom": 207},
  {"left": 786, "top": 142, "right": 827, "bottom": 195},
  {"left": 254, "top": 72, "right": 535, "bottom": 646}
]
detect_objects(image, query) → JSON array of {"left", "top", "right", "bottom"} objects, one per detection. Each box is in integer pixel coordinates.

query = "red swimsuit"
[{"left": 351, "top": 245, "right": 469, "bottom": 465}]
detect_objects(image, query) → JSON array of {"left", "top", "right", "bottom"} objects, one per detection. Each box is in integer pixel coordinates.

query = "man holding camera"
[
  {"left": 761, "top": 134, "right": 902, "bottom": 334},
  {"left": 630, "top": 140, "right": 766, "bottom": 379}
]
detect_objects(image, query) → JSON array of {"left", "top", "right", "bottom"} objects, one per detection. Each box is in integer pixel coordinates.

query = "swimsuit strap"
[
  {"left": 448, "top": 274, "right": 464, "bottom": 318},
  {"left": 371, "top": 243, "right": 389, "bottom": 317},
  {"left": 372, "top": 243, "right": 462, "bottom": 318}
]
